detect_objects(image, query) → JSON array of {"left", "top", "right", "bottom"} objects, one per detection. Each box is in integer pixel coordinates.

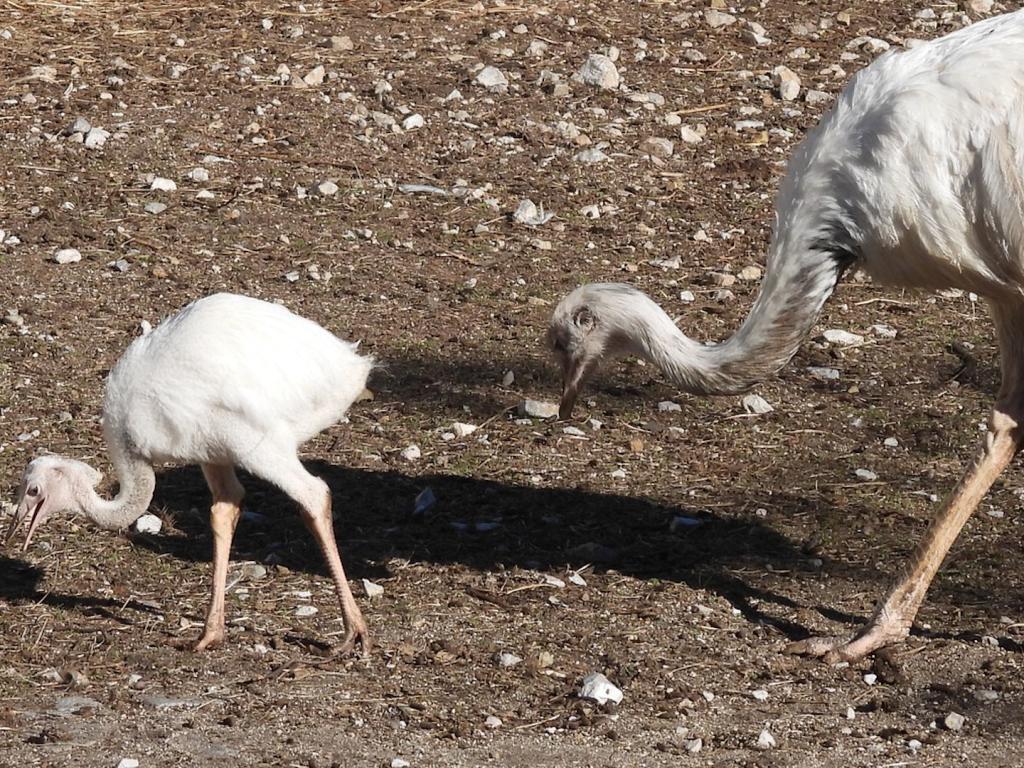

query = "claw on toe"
[{"left": 335, "top": 627, "right": 372, "bottom": 658}]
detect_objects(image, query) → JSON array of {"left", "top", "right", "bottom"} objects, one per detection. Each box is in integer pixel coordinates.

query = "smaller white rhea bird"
[
  {"left": 550, "top": 11, "right": 1024, "bottom": 662},
  {"left": 6, "top": 293, "right": 374, "bottom": 654}
]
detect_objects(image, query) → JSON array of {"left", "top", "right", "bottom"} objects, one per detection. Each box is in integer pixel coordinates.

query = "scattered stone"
[
  {"left": 772, "top": 65, "right": 801, "bottom": 101},
  {"left": 391, "top": 759, "right": 410, "bottom": 768},
  {"left": 188, "top": 167, "right": 210, "bottom": 183},
  {"left": 144, "top": 202, "right": 167, "bottom": 215},
  {"left": 575, "top": 147, "right": 610, "bottom": 164},
  {"left": 361, "top": 579, "right": 384, "bottom": 599},
  {"left": 579, "top": 672, "right": 623, "bottom": 705},
  {"left": 884, "top": 437, "right": 899, "bottom": 447},
  {"left": 808, "top": 366, "right": 840, "bottom": 380},
  {"left": 855, "top": 468, "right": 878, "bottom": 481},
  {"left": 742, "top": 20, "right": 771, "bottom": 45},
  {"left": 52, "top": 696, "right": 101, "bottom": 716},
  {"left": 314, "top": 179, "right": 339, "bottom": 196},
  {"left": 527, "top": 39, "right": 548, "bottom": 57},
  {"left": 848, "top": 36, "right": 890, "bottom": 54},
  {"left": 295, "top": 605, "right": 318, "bottom": 617},
  {"left": 805, "top": 89, "right": 831, "bottom": 106},
  {"left": 823, "top": 329, "right": 864, "bottom": 346},
  {"left": 752, "top": 689, "right": 769, "bottom": 701},
  {"left": 485, "top": 715, "right": 503, "bottom": 729},
  {"left": 658, "top": 400, "right": 682, "bottom": 413},
  {"left": 518, "top": 399, "right": 558, "bottom": 419},
  {"left": 870, "top": 323, "right": 897, "bottom": 338},
  {"left": 863, "top": 672, "right": 878, "bottom": 685},
  {"left": 498, "top": 652, "right": 523, "bottom": 668},
  {"left": 513, "top": 199, "right": 554, "bottom": 226},
  {"left": 685, "top": 738, "right": 703, "bottom": 754},
  {"left": 704, "top": 9, "right": 737, "bottom": 27},
  {"left": 150, "top": 177, "right": 177, "bottom": 192},
  {"left": 116, "top": 760, "right": 140, "bottom": 768},
  {"left": 739, "top": 265, "right": 762, "bottom": 281},
  {"left": 402, "top": 113, "right": 425, "bottom": 131},
  {"left": 757, "top": 729, "right": 776, "bottom": 749},
  {"left": 502, "top": 370, "right": 515, "bottom": 387},
  {"left": 639, "top": 137, "right": 674, "bottom": 158},
  {"left": 742, "top": 394, "right": 773, "bottom": 414},
  {"left": 451, "top": 422, "right": 478, "bottom": 438},
  {"left": 302, "top": 65, "right": 326, "bottom": 87},
  {"left": 475, "top": 66, "right": 508, "bottom": 89},
  {"left": 679, "top": 290, "right": 695, "bottom": 302},
  {"left": 562, "top": 426, "right": 586, "bottom": 437},
  {"left": 84, "top": 127, "right": 110, "bottom": 149},
  {"left": 330, "top": 34, "right": 354, "bottom": 50},
  {"left": 679, "top": 125, "right": 705, "bottom": 144},
  {"left": 576, "top": 53, "right": 619, "bottom": 90},
  {"left": 66, "top": 116, "right": 91, "bottom": 135},
  {"left": 707, "top": 271, "right": 736, "bottom": 287},
  {"left": 969, "top": 0, "right": 994, "bottom": 12},
  {"left": 53, "top": 247, "right": 82, "bottom": 264},
  {"left": 134, "top": 514, "right": 162, "bottom": 534},
  {"left": 944, "top": 712, "right": 966, "bottom": 731},
  {"left": 400, "top": 444, "right": 422, "bottom": 462}
]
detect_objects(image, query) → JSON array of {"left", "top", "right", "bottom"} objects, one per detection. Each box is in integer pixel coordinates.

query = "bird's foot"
[
  {"left": 334, "top": 623, "right": 371, "bottom": 658},
  {"left": 193, "top": 626, "right": 225, "bottom": 652},
  {"left": 786, "top": 620, "right": 909, "bottom": 663}
]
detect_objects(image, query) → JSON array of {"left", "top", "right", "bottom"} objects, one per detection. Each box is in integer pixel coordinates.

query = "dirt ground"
[{"left": 2, "top": 1, "right": 1024, "bottom": 766}]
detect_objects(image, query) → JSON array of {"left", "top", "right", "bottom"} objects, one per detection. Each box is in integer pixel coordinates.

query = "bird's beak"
[
  {"left": 4, "top": 496, "right": 46, "bottom": 551},
  {"left": 559, "top": 355, "right": 595, "bottom": 420}
]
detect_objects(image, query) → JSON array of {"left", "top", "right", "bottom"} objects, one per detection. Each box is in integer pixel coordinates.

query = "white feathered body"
[
  {"left": 103, "top": 293, "right": 372, "bottom": 469},
  {"left": 775, "top": 10, "right": 1024, "bottom": 300}
]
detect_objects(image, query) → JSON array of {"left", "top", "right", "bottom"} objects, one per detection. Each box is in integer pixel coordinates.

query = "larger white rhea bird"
[
  {"left": 7, "top": 293, "right": 374, "bottom": 654},
  {"left": 549, "top": 11, "right": 1024, "bottom": 661}
]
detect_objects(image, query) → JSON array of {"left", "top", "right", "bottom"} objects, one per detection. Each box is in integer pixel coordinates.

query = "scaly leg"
[
  {"left": 195, "top": 464, "right": 244, "bottom": 651},
  {"left": 300, "top": 494, "right": 370, "bottom": 656},
  {"left": 791, "top": 299, "right": 1024, "bottom": 662}
]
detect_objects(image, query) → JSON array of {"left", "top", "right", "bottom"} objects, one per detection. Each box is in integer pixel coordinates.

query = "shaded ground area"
[{"left": 2, "top": 1, "right": 1024, "bottom": 766}]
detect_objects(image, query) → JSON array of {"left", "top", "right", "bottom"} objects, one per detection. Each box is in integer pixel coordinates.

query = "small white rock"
[
  {"left": 863, "top": 672, "right": 878, "bottom": 685},
  {"left": 704, "top": 9, "right": 737, "bottom": 27},
  {"left": 679, "top": 125, "right": 705, "bottom": 144},
  {"left": 575, "top": 147, "right": 610, "bottom": 164},
  {"left": 772, "top": 65, "right": 801, "bottom": 101},
  {"left": 116, "top": 760, "right": 140, "bottom": 768},
  {"left": 295, "top": 605, "right": 318, "bottom": 617},
  {"left": 361, "top": 579, "right": 384, "bottom": 598},
  {"left": 518, "top": 399, "right": 558, "bottom": 419},
  {"left": 475, "top": 66, "right": 508, "bottom": 89},
  {"left": 823, "top": 329, "right": 864, "bottom": 346},
  {"left": 884, "top": 437, "right": 899, "bottom": 448},
  {"left": 870, "top": 323, "right": 898, "bottom": 339},
  {"left": 742, "top": 394, "right": 773, "bottom": 415},
  {"left": 150, "top": 177, "right": 177, "bottom": 192},
  {"left": 752, "top": 689, "right": 769, "bottom": 701},
  {"left": 188, "top": 167, "right": 210, "bottom": 183},
  {"left": 944, "top": 712, "right": 966, "bottom": 731},
  {"left": 84, "top": 127, "right": 110, "bottom": 149},
  {"left": 576, "top": 54, "right": 619, "bottom": 90},
  {"left": 808, "top": 366, "right": 840, "bottom": 380},
  {"left": 562, "top": 426, "right": 586, "bottom": 437},
  {"left": 400, "top": 445, "right": 422, "bottom": 462},
  {"left": 579, "top": 672, "right": 623, "bottom": 705},
  {"left": 402, "top": 113, "right": 425, "bottom": 131},
  {"left": 484, "top": 715, "right": 502, "bottom": 729},
  {"left": 53, "top": 247, "right": 82, "bottom": 264},
  {"left": 134, "top": 514, "right": 162, "bottom": 535},
  {"left": 757, "top": 729, "right": 776, "bottom": 749},
  {"left": 658, "top": 401, "right": 682, "bottom": 413},
  {"left": 451, "top": 422, "right": 478, "bottom": 438},
  {"left": 498, "top": 652, "right": 523, "bottom": 668},
  {"left": 391, "top": 759, "right": 410, "bottom": 768},
  {"left": 315, "top": 180, "right": 339, "bottom": 196},
  {"left": 144, "top": 202, "right": 167, "bottom": 215}
]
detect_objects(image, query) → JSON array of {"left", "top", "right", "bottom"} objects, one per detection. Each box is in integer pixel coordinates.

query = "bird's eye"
[{"left": 26, "top": 485, "right": 39, "bottom": 497}]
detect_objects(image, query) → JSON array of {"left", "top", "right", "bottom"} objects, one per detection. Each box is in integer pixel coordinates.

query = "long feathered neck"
[
  {"left": 637, "top": 242, "right": 849, "bottom": 395},
  {"left": 80, "top": 430, "right": 156, "bottom": 530}
]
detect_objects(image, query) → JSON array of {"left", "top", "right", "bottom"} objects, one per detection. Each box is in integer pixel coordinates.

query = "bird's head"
[
  {"left": 548, "top": 283, "right": 651, "bottom": 419},
  {"left": 5, "top": 455, "right": 102, "bottom": 550}
]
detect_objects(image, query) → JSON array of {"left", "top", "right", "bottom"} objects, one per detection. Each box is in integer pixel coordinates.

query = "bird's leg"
[
  {"left": 789, "top": 404, "right": 1023, "bottom": 662},
  {"left": 195, "top": 464, "right": 244, "bottom": 652},
  {"left": 300, "top": 495, "right": 370, "bottom": 656}
]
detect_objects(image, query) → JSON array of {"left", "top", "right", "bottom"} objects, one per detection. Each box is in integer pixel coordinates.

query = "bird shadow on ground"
[
  {"left": 128, "top": 461, "right": 891, "bottom": 644},
  {"left": 0, "top": 553, "right": 163, "bottom": 623}
]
